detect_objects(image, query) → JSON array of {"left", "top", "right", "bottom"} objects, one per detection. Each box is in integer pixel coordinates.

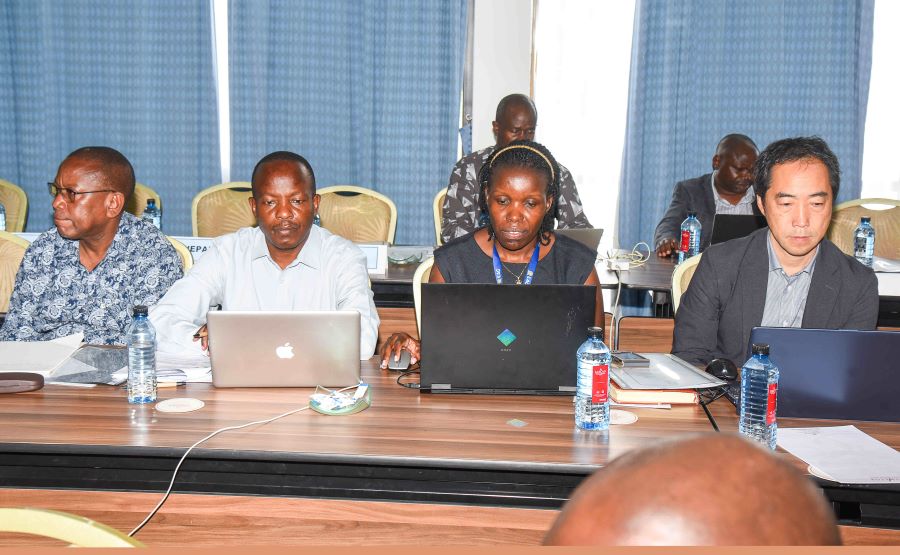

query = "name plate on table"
[
  {"left": 171, "top": 236, "right": 213, "bottom": 262},
  {"left": 357, "top": 242, "right": 388, "bottom": 276}
]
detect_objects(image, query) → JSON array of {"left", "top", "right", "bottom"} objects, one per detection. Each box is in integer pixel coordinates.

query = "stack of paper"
[
  {"left": 778, "top": 426, "right": 900, "bottom": 484},
  {"left": 0, "top": 333, "right": 83, "bottom": 376}
]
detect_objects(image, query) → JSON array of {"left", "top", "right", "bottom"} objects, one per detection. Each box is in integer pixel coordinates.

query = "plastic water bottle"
[
  {"left": 0, "top": 201, "right": 6, "bottom": 231},
  {"left": 313, "top": 212, "right": 321, "bottom": 226},
  {"left": 142, "top": 199, "right": 161, "bottom": 229},
  {"left": 739, "top": 343, "right": 779, "bottom": 450},
  {"left": 575, "top": 326, "right": 611, "bottom": 430},
  {"left": 853, "top": 216, "right": 875, "bottom": 268},
  {"left": 126, "top": 305, "right": 157, "bottom": 404},
  {"left": 677, "top": 211, "right": 702, "bottom": 264}
]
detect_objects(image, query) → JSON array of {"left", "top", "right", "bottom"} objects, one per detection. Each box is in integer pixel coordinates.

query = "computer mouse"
[
  {"left": 387, "top": 350, "right": 412, "bottom": 371},
  {"left": 705, "top": 358, "right": 737, "bottom": 381}
]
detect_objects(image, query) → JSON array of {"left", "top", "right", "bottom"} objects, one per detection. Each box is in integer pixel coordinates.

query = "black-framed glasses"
[{"left": 48, "top": 182, "right": 117, "bottom": 202}]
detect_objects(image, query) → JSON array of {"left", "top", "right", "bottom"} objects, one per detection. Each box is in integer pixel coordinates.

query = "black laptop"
[
  {"left": 419, "top": 283, "right": 596, "bottom": 394},
  {"left": 709, "top": 214, "right": 767, "bottom": 246},
  {"left": 743, "top": 327, "right": 900, "bottom": 422}
]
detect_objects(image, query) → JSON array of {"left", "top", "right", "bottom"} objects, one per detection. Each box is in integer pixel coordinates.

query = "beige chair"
[
  {"left": 671, "top": 253, "right": 702, "bottom": 313},
  {"left": 191, "top": 182, "right": 255, "bottom": 237},
  {"left": 125, "top": 183, "right": 161, "bottom": 219},
  {"left": 0, "top": 507, "right": 143, "bottom": 547},
  {"left": 433, "top": 187, "right": 447, "bottom": 246},
  {"left": 167, "top": 236, "right": 193, "bottom": 272},
  {"left": 317, "top": 185, "right": 397, "bottom": 244},
  {"left": 828, "top": 198, "right": 900, "bottom": 260},
  {"left": 412, "top": 257, "right": 435, "bottom": 334},
  {"left": 0, "top": 231, "right": 29, "bottom": 313},
  {"left": 0, "top": 179, "right": 28, "bottom": 232}
]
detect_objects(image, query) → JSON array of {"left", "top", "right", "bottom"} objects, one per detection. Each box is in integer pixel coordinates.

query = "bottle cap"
[
  {"left": 587, "top": 326, "right": 604, "bottom": 340},
  {"left": 861, "top": 216, "right": 871, "bottom": 223},
  {"left": 751, "top": 343, "right": 769, "bottom": 356},
  {"left": 132, "top": 305, "right": 149, "bottom": 317},
  {"left": 687, "top": 211, "right": 697, "bottom": 217}
]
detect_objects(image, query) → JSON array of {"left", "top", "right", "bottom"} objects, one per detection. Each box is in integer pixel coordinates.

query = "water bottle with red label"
[
  {"left": 739, "top": 343, "right": 779, "bottom": 449},
  {"left": 677, "top": 211, "right": 702, "bottom": 264},
  {"left": 575, "top": 327, "right": 611, "bottom": 430}
]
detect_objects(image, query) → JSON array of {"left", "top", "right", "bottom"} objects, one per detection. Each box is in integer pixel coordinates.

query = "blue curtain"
[
  {"left": 229, "top": 0, "right": 467, "bottom": 245},
  {"left": 0, "top": 1, "right": 219, "bottom": 235},
  {"left": 617, "top": 0, "right": 875, "bottom": 248}
]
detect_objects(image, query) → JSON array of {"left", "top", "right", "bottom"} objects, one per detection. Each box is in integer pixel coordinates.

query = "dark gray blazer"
[
  {"left": 653, "top": 173, "right": 762, "bottom": 251},
  {"left": 673, "top": 228, "right": 879, "bottom": 368}
]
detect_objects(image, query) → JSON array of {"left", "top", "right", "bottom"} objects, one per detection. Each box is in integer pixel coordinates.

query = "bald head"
[
  {"left": 63, "top": 146, "right": 135, "bottom": 200},
  {"left": 492, "top": 94, "right": 538, "bottom": 148},
  {"left": 545, "top": 434, "right": 840, "bottom": 546}
]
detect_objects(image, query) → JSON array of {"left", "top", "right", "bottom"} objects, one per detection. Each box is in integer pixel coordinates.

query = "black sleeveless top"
[{"left": 433, "top": 233, "right": 596, "bottom": 285}]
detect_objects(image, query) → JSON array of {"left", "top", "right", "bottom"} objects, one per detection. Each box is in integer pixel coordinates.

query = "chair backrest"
[
  {"left": 167, "top": 236, "right": 193, "bottom": 272},
  {"left": 413, "top": 257, "right": 435, "bottom": 334},
  {"left": 125, "top": 182, "right": 162, "bottom": 218},
  {"left": 671, "top": 253, "right": 702, "bottom": 314},
  {"left": 828, "top": 198, "right": 900, "bottom": 259},
  {"left": 191, "top": 182, "right": 255, "bottom": 237},
  {"left": 317, "top": 185, "right": 397, "bottom": 244},
  {"left": 615, "top": 316, "right": 675, "bottom": 353},
  {"left": 0, "top": 507, "right": 143, "bottom": 547},
  {"left": 0, "top": 179, "right": 28, "bottom": 232},
  {"left": 433, "top": 188, "right": 447, "bottom": 246},
  {"left": 0, "top": 231, "right": 29, "bottom": 313}
]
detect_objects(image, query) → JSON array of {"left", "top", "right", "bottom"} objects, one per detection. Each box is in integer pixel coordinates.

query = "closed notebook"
[{"left": 609, "top": 380, "right": 698, "bottom": 405}]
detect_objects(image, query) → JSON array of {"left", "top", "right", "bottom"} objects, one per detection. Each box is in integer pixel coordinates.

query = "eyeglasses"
[{"left": 48, "top": 182, "right": 117, "bottom": 202}]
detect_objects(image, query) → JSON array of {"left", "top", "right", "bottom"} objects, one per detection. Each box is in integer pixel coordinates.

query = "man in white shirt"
[{"left": 151, "top": 151, "right": 379, "bottom": 358}]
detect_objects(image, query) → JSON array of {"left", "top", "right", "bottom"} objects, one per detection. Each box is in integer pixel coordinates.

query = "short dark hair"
[
  {"left": 478, "top": 139, "right": 559, "bottom": 245},
  {"left": 753, "top": 137, "right": 840, "bottom": 200},
  {"left": 716, "top": 133, "right": 757, "bottom": 155},
  {"left": 65, "top": 146, "right": 135, "bottom": 200},
  {"left": 251, "top": 151, "right": 316, "bottom": 198},
  {"left": 495, "top": 93, "right": 537, "bottom": 123}
]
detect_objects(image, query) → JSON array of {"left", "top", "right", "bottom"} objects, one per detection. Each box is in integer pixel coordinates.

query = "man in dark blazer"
[
  {"left": 655, "top": 134, "right": 761, "bottom": 256},
  {"left": 673, "top": 137, "right": 878, "bottom": 368}
]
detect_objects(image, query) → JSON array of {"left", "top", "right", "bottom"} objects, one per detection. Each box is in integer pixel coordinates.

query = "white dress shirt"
[{"left": 150, "top": 225, "right": 379, "bottom": 359}]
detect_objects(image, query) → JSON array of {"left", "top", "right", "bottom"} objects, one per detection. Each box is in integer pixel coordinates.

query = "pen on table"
[{"left": 158, "top": 382, "right": 186, "bottom": 388}]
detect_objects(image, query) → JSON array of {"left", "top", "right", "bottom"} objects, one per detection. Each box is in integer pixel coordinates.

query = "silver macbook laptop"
[
  {"left": 206, "top": 311, "right": 361, "bottom": 388},
  {"left": 554, "top": 228, "right": 604, "bottom": 252}
]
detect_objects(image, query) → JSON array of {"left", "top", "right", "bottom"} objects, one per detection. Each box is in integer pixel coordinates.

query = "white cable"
[{"left": 129, "top": 383, "right": 361, "bottom": 537}]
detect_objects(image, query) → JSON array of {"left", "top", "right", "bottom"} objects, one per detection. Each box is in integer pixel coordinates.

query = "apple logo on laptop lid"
[{"left": 275, "top": 342, "right": 295, "bottom": 359}]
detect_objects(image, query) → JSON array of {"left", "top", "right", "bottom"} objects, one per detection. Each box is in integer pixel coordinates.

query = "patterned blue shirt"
[{"left": 0, "top": 212, "right": 183, "bottom": 344}]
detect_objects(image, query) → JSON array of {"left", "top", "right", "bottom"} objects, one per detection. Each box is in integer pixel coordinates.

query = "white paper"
[
  {"left": 610, "top": 353, "right": 725, "bottom": 390},
  {"left": 0, "top": 333, "right": 84, "bottom": 376},
  {"left": 778, "top": 425, "right": 900, "bottom": 484}
]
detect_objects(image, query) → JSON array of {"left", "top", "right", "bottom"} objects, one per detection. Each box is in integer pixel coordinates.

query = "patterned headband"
[{"left": 489, "top": 145, "right": 555, "bottom": 182}]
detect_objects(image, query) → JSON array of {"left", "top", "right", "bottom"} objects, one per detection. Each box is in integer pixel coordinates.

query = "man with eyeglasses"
[{"left": 0, "top": 147, "right": 182, "bottom": 344}]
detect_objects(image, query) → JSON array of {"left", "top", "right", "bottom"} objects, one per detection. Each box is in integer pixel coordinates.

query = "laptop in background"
[
  {"left": 207, "top": 311, "right": 361, "bottom": 388},
  {"left": 746, "top": 327, "right": 900, "bottom": 422},
  {"left": 420, "top": 284, "right": 595, "bottom": 394},
  {"left": 709, "top": 214, "right": 767, "bottom": 246},
  {"left": 554, "top": 228, "right": 604, "bottom": 253}
]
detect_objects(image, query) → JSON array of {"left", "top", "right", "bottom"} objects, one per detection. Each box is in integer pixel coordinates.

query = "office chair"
[
  {"left": 125, "top": 183, "right": 162, "bottom": 219},
  {"left": 671, "top": 253, "right": 702, "bottom": 313},
  {"left": 0, "top": 179, "right": 28, "bottom": 232},
  {"left": 412, "top": 257, "right": 435, "bottom": 334},
  {"left": 191, "top": 182, "right": 255, "bottom": 237},
  {"left": 317, "top": 185, "right": 397, "bottom": 243},
  {"left": 0, "top": 231, "right": 29, "bottom": 313},
  {"left": 828, "top": 198, "right": 900, "bottom": 260},
  {"left": 0, "top": 507, "right": 144, "bottom": 547},
  {"left": 433, "top": 187, "right": 447, "bottom": 246},
  {"left": 167, "top": 236, "right": 193, "bottom": 272}
]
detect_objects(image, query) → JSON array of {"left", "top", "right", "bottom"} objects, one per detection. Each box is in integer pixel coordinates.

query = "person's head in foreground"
[{"left": 544, "top": 433, "right": 840, "bottom": 546}]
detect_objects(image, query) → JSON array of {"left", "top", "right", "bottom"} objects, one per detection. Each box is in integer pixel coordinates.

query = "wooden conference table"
[{"left": 1, "top": 359, "right": 899, "bottom": 546}]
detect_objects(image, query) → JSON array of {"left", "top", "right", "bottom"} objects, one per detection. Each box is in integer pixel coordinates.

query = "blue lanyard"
[{"left": 492, "top": 241, "right": 540, "bottom": 285}]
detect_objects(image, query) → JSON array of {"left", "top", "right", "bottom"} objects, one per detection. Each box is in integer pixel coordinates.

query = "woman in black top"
[{"left": 380, "top": 139, "right": 603, "bottom": 367}]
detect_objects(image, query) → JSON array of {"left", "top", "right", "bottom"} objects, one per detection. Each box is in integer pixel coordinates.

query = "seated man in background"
[
  {"left": 654, "top": 133, "right": 760, "bottom": 256},
  {"left": 544, "top": 434, "right": 841, "bottom": 546},
  {"left": 0, "top": 147, "right": 182, "bottom": 344},
  {"left": 150, "top": 151, "right": 379, "bottom": 358},
  {"left": 440, "top": 93, "right": 591, "bottom": 243},
  {"left": 382, "top": 140, "right": 603, "bottom": 367},
  {"left": 673, "top": 136, "right": 878, "bottom": 368}
]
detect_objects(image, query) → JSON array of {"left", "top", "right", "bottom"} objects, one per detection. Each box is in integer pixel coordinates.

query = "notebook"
[
  {"left": 745, "top": 327, "right": 900, "bottom": 422},
  {"left": 419, "top": 283, "right": 596, "bottom": 394},
  {"left": 554, "top": 228, "right": 604, "bottom": 252},
  {"left": 206, "top": 311, "right": 361, "bottom": 388},
  {"left": 709, "top": 214, "right": 767, "bottom": 246}
]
